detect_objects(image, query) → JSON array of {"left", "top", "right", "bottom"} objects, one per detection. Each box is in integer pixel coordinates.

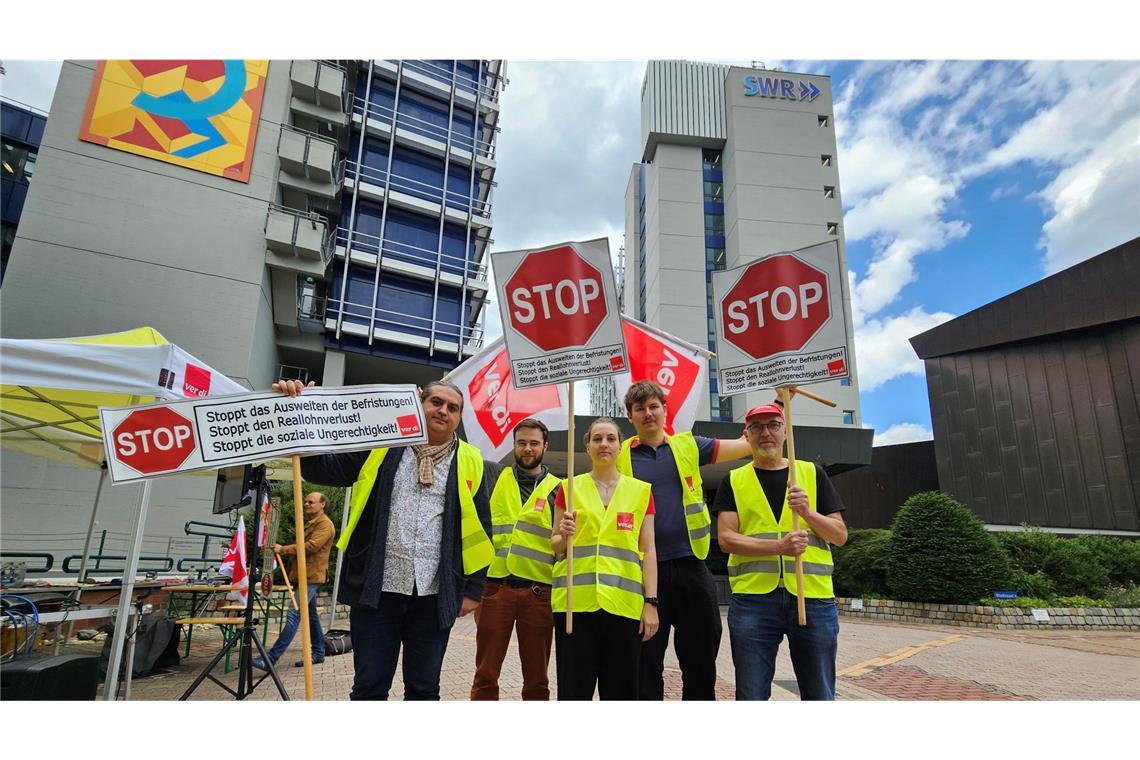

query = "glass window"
[
  {"left": 824, "top": 185, "right": 835, "bottom": 199},
  {"left": 827, "top": 222, "right": 838, "bottom": 236},
  {"left": 1, "top": 141, "right": 37, "bottom": 185},
  {"left": 821, "top": 154, "right": 832, "bottom": 167},
  {"left": 842, "top": 410, "right": 854, "bottom": 425},
  {"left": 818, "top": 115, "right": 830, "bottom": 127}
]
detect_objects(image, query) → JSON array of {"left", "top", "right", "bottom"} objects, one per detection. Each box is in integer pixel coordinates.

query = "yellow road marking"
[{"left": 837, "top": 634, "right": 967, "bottom": 678}]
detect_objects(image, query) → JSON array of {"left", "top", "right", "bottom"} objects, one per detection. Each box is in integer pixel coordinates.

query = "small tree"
[
  {"left": 885, "top": 491, "right": 1010, "bottom": 604},
  {"left": 833, "top": 529, "right": 892, "bottom": 598}
]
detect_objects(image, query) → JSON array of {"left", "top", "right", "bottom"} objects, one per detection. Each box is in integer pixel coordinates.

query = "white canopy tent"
[{"left": 0, "top": 327, "right": 247, "bottom": 699}]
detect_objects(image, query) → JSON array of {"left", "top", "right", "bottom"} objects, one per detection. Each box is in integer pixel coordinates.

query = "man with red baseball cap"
[{"left": 712, "top": 397, "right": 848, "bottom": 700}]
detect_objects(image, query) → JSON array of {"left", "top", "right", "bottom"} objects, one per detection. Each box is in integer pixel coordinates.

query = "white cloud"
[
  {"left": 854, "top": 307, "right": 955, "bottom": 392},
  {"left": 873, "top": 423, "right": 933, "bottom": 446}
]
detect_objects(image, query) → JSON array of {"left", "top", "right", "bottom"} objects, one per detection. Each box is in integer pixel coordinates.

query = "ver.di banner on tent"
[{"left": 448, "top": 337, "right": 570, "bottom": 462}]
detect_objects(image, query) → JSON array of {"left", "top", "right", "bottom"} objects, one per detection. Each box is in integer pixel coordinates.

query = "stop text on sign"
[
  {"left": 726, "top": 282, "right": 824, "bottom": 333},
  {"left": 510, "top": 278, "right": 600, "bottom": 323},
  {"left": 115, "top": 423, "right": 192, "bottom": 457}
]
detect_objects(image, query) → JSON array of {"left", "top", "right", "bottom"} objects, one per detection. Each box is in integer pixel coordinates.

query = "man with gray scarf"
[{"left": 272, "top": 379, "right": 493, "bottom": 700}]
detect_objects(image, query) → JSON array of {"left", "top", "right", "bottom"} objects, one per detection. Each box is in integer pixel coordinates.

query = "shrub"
[
  {"left": 885, "top": 491, "right": 1010, "bottom": 604},
  {"left": 1043, "top": 539, "right": 1109, "bottom": 597},
  {"left": 997, "top": 527, "right": 1060, "bottom": 575},
  {"left": 1009, "top": 568, "right": 1056, "bottom": 599},
  {"left": 1071, "top": 535, "right": 1140, "bottom": 587},
  {"left": 832, "top": 529, "right": 892, "bottom": 598}
]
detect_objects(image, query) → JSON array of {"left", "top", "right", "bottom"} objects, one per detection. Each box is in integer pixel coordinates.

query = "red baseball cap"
[{"left": 745, "top": 403, "right": 784, "bottom": 421}]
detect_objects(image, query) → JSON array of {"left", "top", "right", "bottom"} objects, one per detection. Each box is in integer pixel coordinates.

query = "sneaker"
[
  {"left": 251, "top": 656, "right": 269, "bottom": 671},
  {"left": 295, "top": 656, "right": 325, "bottom": 667}
]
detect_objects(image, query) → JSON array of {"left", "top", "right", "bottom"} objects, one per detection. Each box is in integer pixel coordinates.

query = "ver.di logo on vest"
[{"left": 742, "top": 76, "right": 821, "bottom": 102}]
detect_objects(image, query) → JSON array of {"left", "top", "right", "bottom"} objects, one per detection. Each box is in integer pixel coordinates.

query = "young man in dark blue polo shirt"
[{"left": 615, "top": 380, "right": 752, "bottom": 700}]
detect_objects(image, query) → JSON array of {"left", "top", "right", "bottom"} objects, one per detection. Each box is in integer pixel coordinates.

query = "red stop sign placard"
[
  {"left": 721, "top": 254, "right": 831, "bottom": 359},
  {"left": 111, "top": 407, "right": 196, "bottom": 475},
  {"left": 504, "top": 245, "right": 608, "bottom": 352}
]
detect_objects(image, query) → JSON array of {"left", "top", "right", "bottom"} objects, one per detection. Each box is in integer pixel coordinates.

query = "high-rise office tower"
[
  {"left": 0, "top": 59, "right": 505, "bottom": 568},
  {"left": 612, "top": 60, "right": 860, "bottom": 428}
]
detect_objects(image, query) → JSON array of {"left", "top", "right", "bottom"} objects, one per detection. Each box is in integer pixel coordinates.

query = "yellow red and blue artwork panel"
[{"left": 79, "top": 60, "right": 269, "bottom": 183}]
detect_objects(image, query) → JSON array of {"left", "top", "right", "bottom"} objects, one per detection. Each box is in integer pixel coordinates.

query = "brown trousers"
[{"left": 471, "top": 579, "right": 554, "bottom": 700}]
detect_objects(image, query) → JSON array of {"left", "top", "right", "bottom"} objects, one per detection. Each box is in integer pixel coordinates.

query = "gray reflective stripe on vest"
[
  {"left": 689, "top": 523, "right": 711, "bottom": 541},
  {"left": 572, "top": 544, "right": 598, "bottom": 560},
  {"left": 727, "top": 560, "right": 781, "bottom": 577},
  {"left": 800, "top": 561, "right": 833, "bottom": 576},
  {"left": 684, "top": 501, "right": 705, "bottom": 516},
  {"left": 492, "top": 524, "right": 514, "bottom": 535},
  {"left": 746, "top": 532, "right": 828, "bottom": 550},
  {"left": 552, "top": 573, "right": 596, "bottom": 588},
  {"left": 513, "top": 521, "right": 550, "bottom": 539},
  {"left": 597, "top": 573, "right": 643, "bottom": 595},
  {"left": 510, "top": 545, "right": 555, "bottom": 564},
  {"left": 598, "top": 545, "right": 640, "bottom": 564},
  {"left": 495, "top": 547, "right": 509, "bottom": 558}
]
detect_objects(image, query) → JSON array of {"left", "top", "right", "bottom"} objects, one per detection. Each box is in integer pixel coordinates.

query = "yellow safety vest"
[
  {"left": 616, "top": 432, "right": 711, "bottom": 560},
  {"left": 726, "top": 460, "right": 834, "bottom": 598},
  {"left": 488, "top": 468, "right": 562, "bottom": 584},
  {"left": 335, "top": 440, "right": 494, "bottom": 575},
  {"left": 552, "top": 473, "right": 652, "bottom": 621}
]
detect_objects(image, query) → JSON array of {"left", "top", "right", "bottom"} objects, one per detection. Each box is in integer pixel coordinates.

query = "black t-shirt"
[{"left": 713, "top": 462, "right": 845, "bottom": 523}]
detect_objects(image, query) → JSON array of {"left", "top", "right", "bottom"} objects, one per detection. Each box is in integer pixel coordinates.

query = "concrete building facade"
[
  {"left": 0, "top": 60, "right": 504, "bottom": 575},
  {"left": 605, "top": 61, "right": 861, "bottom": 429}
]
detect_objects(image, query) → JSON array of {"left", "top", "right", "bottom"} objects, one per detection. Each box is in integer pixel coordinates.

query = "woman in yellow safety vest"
[{"left": 551, "top": 417, "right": 658, "bottom": 700}]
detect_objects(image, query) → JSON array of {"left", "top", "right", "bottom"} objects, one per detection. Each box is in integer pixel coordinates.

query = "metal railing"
[
  {"left": 1, "top": 551, "right": 54, "bottom": 574},
  {"left": 265, "top": 204, "right": 337, "bottom": 265},
  {"left": 61, "top": 554, "right": 174, "bottom": 574},
  {"left": 389, "top": 59, "right": 504, "bottom": 104},
  {"left": 341, "top": 160, "right": 493, "bottom": 218},
  {"left": 333, "top": 225, "right": 488, "bottom": 282},
  {"left": 289, "top": 59, "right": 349, "bottom": 112},
  {"left": 276, "top": 123, "right": 341, "bottom": 182},
  {"left": 298, "top": 291, "right": 327, "bottom": 321},
  {"left": 276, "top": 364, "right": 312, "bottom": 384},
  {"left": 350, "top": 95, "right": 497, "bottom": 160},
  {"left": 326, "top": 294, "right": 485, "bottom": 351}
]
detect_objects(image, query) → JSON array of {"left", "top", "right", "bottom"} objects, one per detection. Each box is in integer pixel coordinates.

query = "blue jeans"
[
  {"left": 728, "top": 588, "right": 839, "bottom": 701},
  {"left": 266, "top": 584, "right": 325, "bottom": 662},
  {"left": 348, "top": 592, "right": 452, "bottom": 700}
]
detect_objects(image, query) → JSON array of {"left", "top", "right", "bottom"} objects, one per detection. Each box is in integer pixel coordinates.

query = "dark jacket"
[{"left": 300, "top": 445, "right": 492, "bottom": 630}]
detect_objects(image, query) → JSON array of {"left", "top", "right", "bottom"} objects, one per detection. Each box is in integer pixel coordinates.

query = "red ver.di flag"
[
  {"left": 448, "top": 337, "right": 569, "bottom": 462},
  {"left": 612, "top": 316, "right": 712, "bottom": 436},
  {"left": 219, "top": 515, "right": 248, "bottom": 603}
]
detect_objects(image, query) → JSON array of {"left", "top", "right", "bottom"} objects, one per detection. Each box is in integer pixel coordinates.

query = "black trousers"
[
  {"left": 638, "top": 556, "right": 722, "bottom": 700},
  {"left": 554, "top": 610, "right": 641, "bottom": 700}
]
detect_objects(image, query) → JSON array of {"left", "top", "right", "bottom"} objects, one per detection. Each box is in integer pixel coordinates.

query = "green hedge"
[
  {"left": 832, "top": 529, "right": 892, "bottom": 598},
  {"left": 884, "top": 491, "right": 1010, "bottom": 604}
]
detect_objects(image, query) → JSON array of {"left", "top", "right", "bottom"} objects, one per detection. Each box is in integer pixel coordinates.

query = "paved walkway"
[{"left": 94, "top": 611, "right": 1139, "bottom": 701}]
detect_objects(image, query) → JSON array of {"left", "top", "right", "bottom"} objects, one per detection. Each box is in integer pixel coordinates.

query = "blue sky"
[{"left": 3, "top": 27, "right": 1137, "bottom": 448}]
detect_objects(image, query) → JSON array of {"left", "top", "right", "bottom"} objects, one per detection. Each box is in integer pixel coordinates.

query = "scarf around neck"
[{"left": 411, "top": 434, "right": 456, "bottom": 486}]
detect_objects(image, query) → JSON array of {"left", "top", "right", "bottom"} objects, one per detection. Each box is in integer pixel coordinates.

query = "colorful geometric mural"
[{"left": 79, "top": 60, "right": 269, "bottom": 183}]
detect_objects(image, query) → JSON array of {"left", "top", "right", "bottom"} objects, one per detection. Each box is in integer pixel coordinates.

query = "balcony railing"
[
  {"left": 334, "top": 226, "right": 488, "bottom": 283},
  {"left": 342, "top": 160, "right": 493, "bottom": 218},
  {"left": 265, "top": 204, "right": 336, "bottom": 264},
  {"left": 277, "top": 123, "right": 342, "bottom": 184},
  {"left": 383, "top": 59, "right": 504, "bottom": 105},
  {"left": 289, "top": 60, "right": 348, "bottom": 112},
  {"left": 298, "top": 290, "right": 327, "bottom": 321},
  {"left": 350, "top": 95, "right": 498, "bottom": 160},
  {"left": 328, "top": 294, "right": 485, "bottom": 353},
  {"left": 275, "top": 364, "right": 312, "bottom": 384}
]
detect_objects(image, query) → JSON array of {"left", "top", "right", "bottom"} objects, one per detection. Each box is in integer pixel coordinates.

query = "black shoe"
[{"left": 295, "top": 656, "right": 325, "bottom": 667}]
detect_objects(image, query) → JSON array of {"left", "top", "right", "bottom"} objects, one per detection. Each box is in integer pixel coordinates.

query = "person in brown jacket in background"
[{"left": 253, "top": 491, "right": 336, "bottom": 668}]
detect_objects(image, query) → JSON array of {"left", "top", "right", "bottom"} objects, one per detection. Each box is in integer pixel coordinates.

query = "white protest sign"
[
  {"left": 712, "top": 240, "right": 852, "bottom": 395},
  {"left": 491, "top": 238, "right": 627, "bottom": 388},
  {"left": 99, "top": 385, "right": 426, "bottom": 484}
]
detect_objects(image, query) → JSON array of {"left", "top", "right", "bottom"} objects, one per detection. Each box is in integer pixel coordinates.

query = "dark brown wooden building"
[{"left": 909, "top": 237, "right": 1140, "bottom": 533}]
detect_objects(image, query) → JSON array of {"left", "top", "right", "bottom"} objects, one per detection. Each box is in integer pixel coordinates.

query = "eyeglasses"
[{"left": 745, "top": 421, "right": 784, "bottom": 434}]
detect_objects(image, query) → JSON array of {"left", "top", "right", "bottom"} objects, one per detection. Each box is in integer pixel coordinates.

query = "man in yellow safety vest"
[
  {"left": 714, "top": 402, "right": 848, "bottom": 700},
  {"left": 471, "top": 418, "right": 562, "bottom": 700},
  {"left": 272, "top": 378, "right": 493, "bottom": 700}
]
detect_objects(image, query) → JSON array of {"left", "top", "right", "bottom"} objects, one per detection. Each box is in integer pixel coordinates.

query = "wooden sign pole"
[
  {"left": 274, "top": 550, "right": 300, "bottom": 611},
  {"left": 291, "top": 455, "right": 314, "bottom": 700},
  {"left": 565, "top": 382, "right": 575, "bottom": 635},
  {"left": 779, "top": 387, "right": 807, "bottom": 627}
]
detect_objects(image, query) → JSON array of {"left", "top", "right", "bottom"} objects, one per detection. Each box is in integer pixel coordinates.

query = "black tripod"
[{"left": 180, "top": 465, "right": 289, "bottom": 700}]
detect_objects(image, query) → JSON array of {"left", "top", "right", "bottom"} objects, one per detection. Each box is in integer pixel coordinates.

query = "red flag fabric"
[
  {"left": 613, "top": 316, "right": 712, "bottom": 435},
  {"left": 449, "top": 337, "right": 570, "bottom": 462},
  {"left": 219, "top": 515, "right": 248, "bottom": 603}
]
